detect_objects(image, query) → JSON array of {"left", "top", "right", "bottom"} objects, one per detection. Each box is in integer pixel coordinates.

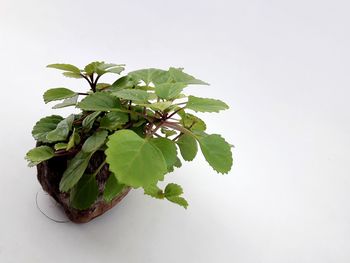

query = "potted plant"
[{"left": 25, "top": 62, "right": 233, "bottom": 223}]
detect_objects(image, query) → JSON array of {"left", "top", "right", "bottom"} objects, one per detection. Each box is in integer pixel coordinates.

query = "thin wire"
[{"left": 35, "top": 191, "right": 70, "bottom": 223}]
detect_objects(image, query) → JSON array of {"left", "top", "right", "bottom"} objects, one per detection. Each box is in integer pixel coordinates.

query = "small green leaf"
[
  {"left": 144, "top": 184, "right": 164, "bottom": 199},
  {"left": 164, "top": 183, "right": 183, "bottom": 197},
  {"left": 32, "top": 115, "right": 63, "bottom": 142},
  {"left": 59, "top": 151, "right": 93, "bottom": 192},
  {"left": 62, "top": 72, "right": 83, "bottom": 79},
  {"left": 155, "top": 82, "right": 187, "bottom": 100},
  {"left": 70, "top": 174, "right": 99, "bottom": 210},
  {"left": 77, "top": 92, "right": 121, "bottom": 111},
  {"left": 138, "top": 101, "right": 172, "bottom": 111},
  {"left": 66, "top": 128, "right": 78, "bottom": 151},
  {"left": 198, "top": 134, "right": 233, "bottom": 174},
  {"left": 54, "top": 142, "right": 68, "bottom": 151},
  {"left": 181, "top": 113, "right": 206, "bottom": 131},
  {"left": 105, "top": 130, "right": 167, "bottom": 188},
  {"left": 150, "top": 137, "right": 178, "bottom": 170},
  {"left": 106, "top": 67, "right": 124, "bottom": 74},
  {"left": 166, "top": 196, "right": 188, "bottom": 209},
  {"left": 100, "top": 112, "right": 128, "bottom": 130},
  {"left": 82, "top": 130, "right": 108, "bottom": 153},
  {"left": 186, "top": 96, "right": 229, "bottom": 113},
  {"left": 52, "top": 95, "right": 78, "bottom": 109},
  {"left": 96, "top": 83, "right": 111, "bottom": 90},
  {"left": 160, "top": 127, "right": 177, "bottom": 137},
  {"left": 43, "top": 88, "right": 76, "bottom": 103},
  {"left": 25, "top": 146, "right": 54, "bottom": 167},
  {"left": 47, "top": 63, "right": 80, "bottom": 74},
  {"left": 82, "top": 111, "right": 101, "bottom": 132},
  {"left": 169, "top": 67, "right": 208, "bottom": 85},
  {"left": 103, "top": 174, "right": 126, "bottom": 202},
  {"left": 176, "top": 134, "right": 198, "bottom": 161},
  {"left": 46, "top": 114, "right": 75, "bottom": 142},
  {"left": 112, "top": 89, "right": 150, "bottom": 101}
]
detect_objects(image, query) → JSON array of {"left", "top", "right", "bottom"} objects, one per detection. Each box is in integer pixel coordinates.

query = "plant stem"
[{"left": 92, "top": 160, "right": 106, "bottom": 178}]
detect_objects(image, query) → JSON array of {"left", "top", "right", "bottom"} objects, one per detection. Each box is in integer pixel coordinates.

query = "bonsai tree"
[{"left": 25, "top": 62, "right": 233, "bottom": 223}]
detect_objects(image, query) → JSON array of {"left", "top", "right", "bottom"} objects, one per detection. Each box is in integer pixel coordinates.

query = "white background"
[{"left": 0, "top": 0, "right": 350, "bottom": 262}]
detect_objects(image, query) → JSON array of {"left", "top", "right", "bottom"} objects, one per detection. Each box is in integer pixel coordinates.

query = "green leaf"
[
  {"left": 181, "top": 113, "right": 206, "bottom": 131},
  {"left": 77, "top": 92, "right": 121, "bottom": 111},
  {"left": 105, "top": 130, "right": 167, "bottom": 188},
  {"left": 150, "top": 137, "right": 178, "bottom": 170},
  {"left": 54, "top": 143, "right": 68, "bottom": 151},
  {"left": 62, "top": 72, "right": 83, "bottom": 79},
  {"left": 25, "top": 146, "right": 54, "bottom": 167},
  {"left": 166, "top": 196, "right": 188, "bottom": 209},
  {"left": 70, "top": 174, "right": 99, "bottom": 210},
  {"left": 169, "top": 67, "right": 208, "bottom": 85},
  {"left": 143, "top": 184, "right": 164, "bottom": 199},
  {"left": 112, "top": 89, "right": 150, "bottom": 101},
  {"left": 164, "top": 183, "right": 183, "bottom": 197},
  {"left": 66, "top": 128, "right": 76, "bottom": 151},
  {"left": 103, "top": 174, "right": 126, "bottom": 202},
  {"left": 110, "top": 76, "right": 136, "bottom": 91},
  {"left": 198, "top": 134, "right": 233, "bottom": 174},
  {"left": 32, "top": 115, "right": 63, "bottom": 142},
  {"left": 84, "top": 61, "right": 103, "bottom": 75},
  {"left": 176, "top": 134, "right": 198, "bottom": 161},
  {"left": 155, "top": 82, "right": 187, "bottom": 100},
  {"left": 138, "top": 101, "right": 172, "bottom": 111},
  {"left": 43, "top": 88, "right": 76, "bottom": 103},
  {"left": 59, "top": 151, "right": 93, "bottom": 192},
  {"left": 47, "top": 63, "right": 80, "bottom": 74},
  {"left": 96, "top": 83, "right": 111, "bottom": 90},
  {"left": 186, "top": 96, "right": 229, "bottom": 113},
  {"left": 82, "top": 130, "right": 108, "bottom": 153},
  {"left": 160, "top": 127, "right": 177, "bottom": 137},
  {"left": 82, "top": 111, "right": 101, "bottom": 132},
  {"left": 129, "top": 68, "right": 168, "bottom": 86},
  {"left": 106, "top": 67, "right": 124, "bottom": 74},
  {"left": 100, "top": 112, "right": 128, "bottom": 130},
  {"left": 46, "top": 114, "right": 75, "bottom": 142},
  {"left": 52, "top": 95, "right": 79, "bottom": 109}
]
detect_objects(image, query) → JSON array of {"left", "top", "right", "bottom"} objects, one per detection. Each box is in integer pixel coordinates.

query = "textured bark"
[{"left": 36, "top": 150, "right": 130, "bottom": 223}]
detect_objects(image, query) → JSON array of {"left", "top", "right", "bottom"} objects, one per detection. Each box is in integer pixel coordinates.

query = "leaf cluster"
[{"left": 26, "top": 61, "right": 233, "bottom": 210}]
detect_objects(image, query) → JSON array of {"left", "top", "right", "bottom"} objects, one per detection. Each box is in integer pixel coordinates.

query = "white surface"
[{"left": 0, "top": 0, "right": 350, "bottom": 262}]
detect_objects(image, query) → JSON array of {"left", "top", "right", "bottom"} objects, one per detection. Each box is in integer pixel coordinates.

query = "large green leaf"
[
  {"left": 110, "top": 76, "right": 136, "bottom": 91},
  {"left": 62, "top": 72, "right": 83, "bottom": 79},
  {"left": 81, "top": 130, "right": 108, "bottom": 153},
  {"left": 47, "top": 63, "right": 80, "bottom": 73},
  {"left": 105, "top": 130, "right": 167, "bottom": 188},
  {"left": 25, "top": 146, "right": 54, "bottom": 167},
  {"left": 32, "top": 115, "right": 63, "bottom": 142},
  {"left": 176, "top": 134, "right": 198, "bottom": 161},
  {"left": 128, "top": 68, "right": 168, "bottom": 86},
  {"left": 103, "top": 174, "right": 126, "bottom": 202},
  {"left": 168, "top": 67, "right": 208, "bottom": 85},
  {"left": 59, "top": 151, "right": 93, "bottom": 192},
  {"left": 155, "top": 82, "right": 187, "bottom": 100},
  {"left": 70, "top": 174, "right": 99, "bottom": 210},
  {"left": 100, "top": 112, "right": 128, "bottom": 130},
  {"left": 186, "top": 96, "right": 229, "bottom": 113},
  {"left": 77, "top": 92, "right": 121, "bottom": 111},
  {"left": 52, "top": 95, "right": 78, "bottom": 109},
  {"left": 112, "top": 89, "right": 150, "bottom": 101},
  {"left": 198, "top": 134, "right": 233, "bottom": 174},
  {"left": 150, "top": 137, "right": 178, "bottom": 170},
  {"left": 43, "top": 88, "right": 76, "bottom": 103},
  {"left": 46, "top": 114, "right": 75, "bottom": 142},
  {"left": 82, "top": 111, "right": 101, "bottom": 132}
]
